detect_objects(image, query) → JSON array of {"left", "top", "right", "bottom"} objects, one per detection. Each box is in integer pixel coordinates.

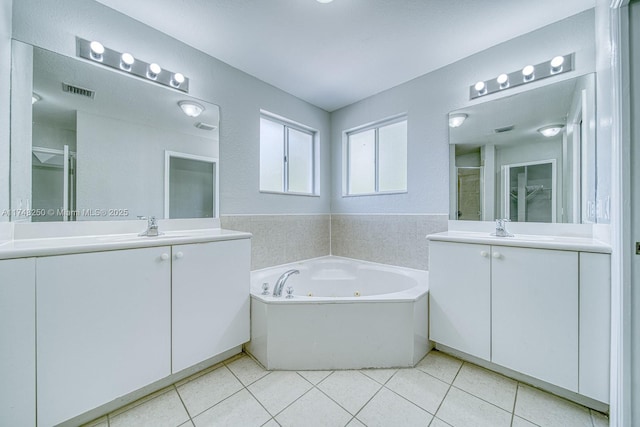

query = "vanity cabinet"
[
  {"left": 428, "top": 238, "right": 610, "bottom": 402},
  {"left": 0, "top": 258, "right": 36, "bottom": 427},
  {"left": 172, "top": 239, "right": 250, "bottom": 373},
  {"left": 36, "top": 247, "right": 172, "bottom": 427}
]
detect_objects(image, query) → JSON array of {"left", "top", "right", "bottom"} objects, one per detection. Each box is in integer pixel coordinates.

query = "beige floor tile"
[
  {"left": 511, "top": 415, "right": 539, "bottom": 427},
  {"left": 360, "top": 368, "right": 398, "bottom": 385},
  {"left": 260, "top": 419, "right": 280, "bottom": 427},
  {"left": 192, "top": 389, "right": 271, "bottom": 427},
  {"left": 357, "top": 388, "right": 433, "bottom": 427},
  {"left": 346, "top": 417, "right": 366, "bottom": 427},
  {"left": 452, "top": 363, "right": 517, "bottom": 411},
  {"left": 591, "top": 409, "right": 609, "bottom": 427},
  {"left": 415, "top": 351, "right": 463, "bottom": 384},
  {"left": 275, "top": 388, "right": 352, "bottom": 427},
  {"left": 514, "top": 384, "right": 592, "bottom": 427},
  {"left": 385, "top": 368, "right": 449, "bottom": 413},
  {"left": 109, "top": 389, "right": 190, "bottom": 427},
  {"left": 177, "top": 365, "right": 244, "bottom": 417},
  {"left": 436, "top": 387, "right": 511, "bottom": 427},
  {"left": 429, "top": 417, "right": 453, "bottom": 427},
  {"left": 226, "top": 355, "right": 269, "bottom": 386},
  {"left": 248, "top": 371, "right": 313, "bottom": 415},
  {"left": 297, "top": 370, "right": 333, "bottom": 385},
  {"left": 317, "top": 370, "right": 382, "bottom": 415}
]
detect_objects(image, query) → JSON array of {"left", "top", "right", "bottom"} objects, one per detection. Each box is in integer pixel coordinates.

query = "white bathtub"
[{"left": 246, "top": 256, "right": 430, "bottom": 370}]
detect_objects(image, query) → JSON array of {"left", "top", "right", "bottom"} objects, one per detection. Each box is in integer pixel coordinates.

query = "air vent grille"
[
  {"left": 494, "top": 125, "right": 514, "bottom": 133},
  {"left": 62, "top": 83, "right": 95, "bottom": 99},
  {"left": 195, "top": 122, "right": 217, "bottom": 131}
]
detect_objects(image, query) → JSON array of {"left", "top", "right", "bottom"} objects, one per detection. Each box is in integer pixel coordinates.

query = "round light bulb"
[
  {"left": 147, "top": 63, "right": 161, "bottom": 79},
  {"left": 497, "top": 73, "right": 509, "bottom": 88},
  {"left": 171, "top": 72, "right": 185, "bottom": 87},
  {"left": 522, "top": 65, "right": 535, "bottom": 81},
  {"left": 120, "top": 53, "right": 134, "bottom": 70},
  {"left": 550, "top": 56, "right": 564, "bottom": 73},
  {"left": 474, "top": 81, "right": 487, "bottom": 95},
  {"left": 89, "top": 41, "right": 104, "bottom": 61}
]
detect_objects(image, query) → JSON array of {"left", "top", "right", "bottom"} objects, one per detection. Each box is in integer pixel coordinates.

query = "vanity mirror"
[
  {"left": 9, "top": 40, "right": 220, "bottom": 222},
  {"left": 448, "top": 73, "right": 596, "bottom": 224}
]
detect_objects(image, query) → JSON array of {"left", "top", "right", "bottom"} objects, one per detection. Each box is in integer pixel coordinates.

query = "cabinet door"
[
  {"left": 172, "top": 239, "right": 250, "bottom": 373},
  {"left": 0, "top": 258, "right": 36, "bottom": 427},
  {"left": 429, "top": 241, "right": 491, "bottom": 360},
  {"left": 36, "top": 247, "right": 171, "bottom": 426},
  {"left": 579, "top": 252, "right": 610, "bottom": 403},
  {"left": 492, "top": 246, "right": 578, "bottom": 391}
]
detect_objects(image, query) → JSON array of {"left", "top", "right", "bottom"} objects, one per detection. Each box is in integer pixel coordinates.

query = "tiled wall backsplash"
[
  {"left": 221, "top": 215, "right": 331, "bottom": 270},
  {"left": 331, "top": 214, "right": 448, "bottom": 270},
  {"left": 222, "top": 214, "right": 447, "bottom": 271}
]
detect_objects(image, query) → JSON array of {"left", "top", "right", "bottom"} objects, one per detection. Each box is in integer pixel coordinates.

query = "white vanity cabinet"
[
  {"left": 428, "top": 241, "right": 491, "bottom": 360},
  {"left": 36, "top": 247, "right": 172, "bottom": 427},
  {"left": 428, "top": 234, "right": 611, "bottom": 403},
  {"left": 172, "top": 239, "right": 250, "bottom": 373},
  {"left": 0, "top": 258, "right": 36, "bottom": 427}
]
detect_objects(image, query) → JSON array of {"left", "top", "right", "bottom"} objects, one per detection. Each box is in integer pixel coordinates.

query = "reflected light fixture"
[
  {"left": 76, "top": 37, "right": 190, "bottom": 93},
  {"left": 32, "top": 93, "right": 41, "bottom": 104},
  {"left": 538, "top": 124, "right": 565, "bottom": 137},
  {"left": 179, "top": 101, "right": 205, "bottom": 117},
  {"left": 317, "top": 0, "right": 334, "bottom": 3},
  {"left": 469, "top": 53, "right": 573, "bottom": 100},
  {"left": 449, "top": 113, "right": 467, "bottom": 128}
]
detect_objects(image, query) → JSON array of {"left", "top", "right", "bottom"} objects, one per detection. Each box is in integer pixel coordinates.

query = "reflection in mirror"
[
  {"left": 448, "top": 73, "right": 596, "bottom": 224},
  {"left": 164, "top": 151, "right": 218, "bottom": 219},
  {"left": 10, "top": 40, "right": 220, "bottom": 222}
]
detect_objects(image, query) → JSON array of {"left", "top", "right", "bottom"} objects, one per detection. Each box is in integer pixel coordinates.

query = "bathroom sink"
[{"left": 96, "top": 233, "right": 188, "bottom": 242}]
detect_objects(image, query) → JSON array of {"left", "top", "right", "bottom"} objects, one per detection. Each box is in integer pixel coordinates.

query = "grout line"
[
  {"left": 173, "top": 384, "right": 194, "bottom": 422},
  {"left": 270, "top": 385, "right": 317, "bottom": 419},
  {"left": 430, "top": 363, "right": 462, "bottom": 420},
  {"left": 510, "top": 382, "right": 520, "bottom": 426}
]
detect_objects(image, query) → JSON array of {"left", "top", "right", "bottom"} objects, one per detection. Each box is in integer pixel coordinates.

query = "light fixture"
[
  {"left": 550, "top": 55, "right": 564, "bottom": 73},
  {"left": 468, "top": 54, "right": 574, "bottom": 100},
  {"left": 147, "top": 63, "right": 161, "bottom": 80},
  {"left": 171, "top": 73, "right": 185, "bottom": 87},
  {"left": 120, "top": 52, "right": 134, "bottom": 71},
  {"left": 449, "top": 113, "right": 467, "bottom": 128},
  {"left": 76, "top": 38, "right": 190, "bottom": 93},
  {"left": 522, "top": 65, "right": 535, "bottom": 82},
  {"left": 32, "top": 93, "right": 41, "bottom": 104},
  {"left": 179, "top": 101, "right": 205, "bottom": 117},
  {"left": 497, "top": 73, "right": 509, "bottom": 89},
  {"left": 89, "top": 41, "right": 104, "bottom": 61},
  {"left": 317, "top": 0, "right": 334, "bottom": 3},
  {"left": 538, "top": 124, "right": 565, "bottom": 137}
]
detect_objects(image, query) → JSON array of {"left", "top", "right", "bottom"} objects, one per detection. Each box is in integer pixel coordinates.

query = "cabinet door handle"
[
  {"left": 175, "top": 251, "right": 184, "bottom": 259},
  {"left": 480, "top": 251, "right": 489, "bottom": 257},
  {"left": 492, "top": 251, "right": 502, "bottom": 259},
  {"left": 160, "top": 253, "right": 170, "bottom": 261}
]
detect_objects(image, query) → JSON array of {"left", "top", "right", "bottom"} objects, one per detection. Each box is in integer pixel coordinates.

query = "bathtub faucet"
[{"left": 273, "top": 269, "right": 299, "bottom": 297}]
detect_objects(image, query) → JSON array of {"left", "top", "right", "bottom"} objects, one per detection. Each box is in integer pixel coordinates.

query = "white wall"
[
  {"left": 0, "top": 0, "right": 11, "bottom": 221},
  {"left": 331, "top": 10, "right": 596, "bottom": 214},
  {"left": 10, "top": 0, "right": 331, "bottom": 216}
]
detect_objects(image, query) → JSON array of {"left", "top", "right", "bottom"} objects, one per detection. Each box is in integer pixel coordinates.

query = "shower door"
[
  {"left": 32, "top": 146, "right": 76, "bottom": 221},
  {"left": 502, "top": 160, "right": 556, "bottom": 223}
]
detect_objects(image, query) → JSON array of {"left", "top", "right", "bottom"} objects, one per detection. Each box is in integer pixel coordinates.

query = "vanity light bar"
[
  {"left": 76, "top": 37, "right": 190, "bottom": 93},
  {"left": 469, "top": 53, "right": 573, "bottom": 100}
]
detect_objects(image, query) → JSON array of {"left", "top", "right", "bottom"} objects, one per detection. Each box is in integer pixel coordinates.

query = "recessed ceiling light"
[
  {"left": 179, "top": 101, "right": 205, "bottom": 117},
  {"left": 538, "top": 124, "right": 564, "bottom": 137},
  {"left": 449, "top": 113, "right": 467, "bottom": 128}
]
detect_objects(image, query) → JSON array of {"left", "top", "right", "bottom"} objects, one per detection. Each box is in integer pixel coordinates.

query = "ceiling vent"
[
  {"left": 195, "top": 122, "right": 217, "bottom": 131},
  {"left": 494, "top": 125, "right": 514, "bottom": 133},
  {"left": 61, "top": 82, "right": 95, "bottom": 99}
]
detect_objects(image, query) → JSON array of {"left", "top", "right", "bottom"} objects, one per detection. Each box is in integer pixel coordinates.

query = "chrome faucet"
[
  {"left": 273, "top": 269, "right": 299, "bottom": 297},
  {"left": 494, "top": 218, "right": 513, "bottom": 237},
  {"left": 139, "top": 216, "right": 160, "bottom": 237}
]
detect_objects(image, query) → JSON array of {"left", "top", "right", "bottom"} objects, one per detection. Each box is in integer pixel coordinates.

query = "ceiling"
[{"left": 95, "top": 0, "right": 594, "bottom": 112}]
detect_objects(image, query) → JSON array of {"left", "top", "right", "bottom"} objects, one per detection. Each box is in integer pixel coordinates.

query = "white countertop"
[
  {"left": 0, "top": 228, "right": 252, "bottom": 260},
  {"left": 427, "top": 231, "right": 611, "bottom": 253}
]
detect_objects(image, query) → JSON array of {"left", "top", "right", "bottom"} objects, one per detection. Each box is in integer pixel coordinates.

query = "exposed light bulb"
[
  {"left": 474, "top": 81, "right": 487, "bottom": 95},
  {"left": 449, "top": 113, "right": 467, "bottom": 128},
  {"left": 522, "top": 65, "right": 535, "bottom": 81},
  {"left": 89, "top": 41, "right": 105, "bottom": 61},
  {"left": 550, "top": 56, "right": 564, "bottom": 73},
  {"left": 120, "top": 53, "right": 134, "bottom": 71},
  {"left": 497, "top": 73, "right": 509, "bottom": 89},
  {"left": 179, "top": 101, "right": 205, "bottom": 117},
  {"left": 171, "top": 72, "right": 185, "bottom": 87},
  {"left": 147, "top": 63, "right": 161, "bottom": 79}
]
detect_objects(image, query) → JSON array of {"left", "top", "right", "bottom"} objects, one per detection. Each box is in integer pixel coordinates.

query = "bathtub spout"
[{"left": 273, "top": 269, "right": 300, "bottom": 297}]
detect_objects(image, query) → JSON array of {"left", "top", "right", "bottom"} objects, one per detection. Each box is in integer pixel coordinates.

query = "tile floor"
[{"left": 84, "top": 350, "right": 608, "bottom": 427}]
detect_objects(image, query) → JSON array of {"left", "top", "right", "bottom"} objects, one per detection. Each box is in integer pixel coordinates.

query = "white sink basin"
[{"left": 96, "top": 233, "right": 187, "bottom": 242}]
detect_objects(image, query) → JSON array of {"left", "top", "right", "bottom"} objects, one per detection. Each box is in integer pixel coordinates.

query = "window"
[
  {"left": 260, "top": 113, "right": 316, "bottom": 195},
  {"left": 345, "top": 118, "right": 407, "bottom": 195}
]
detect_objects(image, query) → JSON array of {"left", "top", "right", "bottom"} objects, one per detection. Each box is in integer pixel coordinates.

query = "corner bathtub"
[{"left": 246, "top": 256, "right": 430, "bottom": 370}]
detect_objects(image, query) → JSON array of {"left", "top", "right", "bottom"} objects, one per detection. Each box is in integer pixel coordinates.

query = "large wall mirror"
[
  {"left": 10, "top": 40, "right": 220, "bottom": 222},
  {"left": 448, "top": 73, "right": 596, "bottom": 224}
]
